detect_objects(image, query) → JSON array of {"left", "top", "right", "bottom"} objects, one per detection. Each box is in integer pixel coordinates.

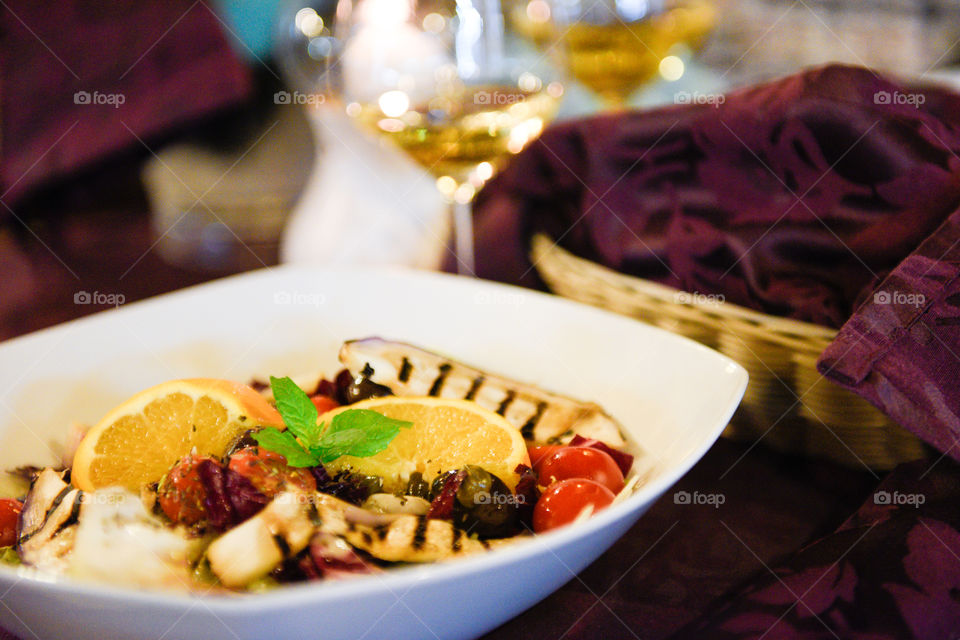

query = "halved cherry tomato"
[
  {"left": 157, "top": 454, "right": 215, "bottom": 526},
  {"left": 533, "top": 479, "right": 615, "bottom": 533},
  {"left": 228, "top": 446, "right": 316, "bottom": 497},
  {"left": 0, "top": 498, "right": 23, "bottom": 547},
  {"left": 310, "top": 395, "right": 340, "bottom": 415},
  {"left": 537, "top": 447, "right": 625, "bottom": 494},
  {"left": 526, "top": 445, "right": 564, "bottom": 474}
]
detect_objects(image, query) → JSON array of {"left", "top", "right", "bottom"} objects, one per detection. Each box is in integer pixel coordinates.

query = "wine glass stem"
[
  {"left": 451, "top": 198, "right": 475, "bottom": 276},
  {"left": 601, "top": 91, "right": 629, "bottom": 111}
]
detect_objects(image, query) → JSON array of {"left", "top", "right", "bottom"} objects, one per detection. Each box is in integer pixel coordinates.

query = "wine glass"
[
  {"left": 543, "top": 0, "right": 715, "bottom": 109},
  {"left": 334, "top": 0, "right": 563, "bottom": 274}
]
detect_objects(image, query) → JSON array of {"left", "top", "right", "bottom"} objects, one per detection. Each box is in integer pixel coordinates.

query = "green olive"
[{"left": 453, "top": 465, "right": 517, "bottom": 539}]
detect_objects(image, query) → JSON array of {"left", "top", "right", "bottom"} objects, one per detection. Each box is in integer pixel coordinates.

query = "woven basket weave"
[{"left": 530, "top": 234, "right": 927, "bottom": 470}]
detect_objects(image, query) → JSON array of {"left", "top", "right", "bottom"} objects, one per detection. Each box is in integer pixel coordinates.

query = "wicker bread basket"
[{"left": 530, "top": 234, "right": 927, "bottom": 470}]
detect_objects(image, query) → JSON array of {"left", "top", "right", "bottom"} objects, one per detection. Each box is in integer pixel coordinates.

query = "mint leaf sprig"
[{"left": 253, "top": 376, "right": 411, "bottom": 467}]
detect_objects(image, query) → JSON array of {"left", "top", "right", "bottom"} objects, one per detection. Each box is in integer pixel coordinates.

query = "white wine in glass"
[
  {"left": 337, "top": 0, "right": 562, "bottom": 274},
  {"left": 539, "top": 0, "right": 715, "bottom": 108}
]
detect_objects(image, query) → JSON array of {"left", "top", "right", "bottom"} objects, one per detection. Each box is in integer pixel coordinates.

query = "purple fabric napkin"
[
  {"left": 471, "top": 64, "right": 960, "bottom": 638},
  {"left": 0, "top": 0, "right": 252, "bottom": 206},
  {"left": 473, "top": 64, "right": 960, "bottom": 329}
]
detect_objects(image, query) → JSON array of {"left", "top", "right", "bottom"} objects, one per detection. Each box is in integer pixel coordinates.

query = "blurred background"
[{"left": 3, "top": 0, "right": 960, "bottom": 337}]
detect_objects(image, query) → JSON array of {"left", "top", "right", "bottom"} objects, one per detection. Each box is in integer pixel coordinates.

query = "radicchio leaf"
[
  {"left": 313, "top": 377, "right": 340, "bottom": 400},
  {"left": 513, "top": 463, "right": 539, "bottom": 528},
  {"left": 224, "top": 468, "right": 270, "bottom": 523},
  {"left": 427, "top": 469, "right": 468, "bottom": 520},
  {"left": 334, "top": 369, "right": 354, "bottom": 405},
  {"left": 197, "top": 459, "right": 234, "bottom": 530},
  {"left": 307, "top": 532, "right": 379, "bottom": 579},
  {"left": 569, "top": 435, "right": 634, "bottom": 476}
]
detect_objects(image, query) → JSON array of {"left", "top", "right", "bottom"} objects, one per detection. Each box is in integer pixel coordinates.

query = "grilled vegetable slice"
[
  {"left": 314, "top": 495, "right": 498, "bottom": 563},
  {"left": 206, "top": 490, "right": 315, "bottom": 588},
  {"left": 17, "top": 468, "right": 82, "bottom": 572},
  {"left": 339, "top": 338, "right": 626, "bottom": 447}
]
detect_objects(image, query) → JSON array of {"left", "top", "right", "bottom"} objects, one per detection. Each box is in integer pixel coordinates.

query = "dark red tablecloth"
[{"left": 0, "top": 159, "right": 879, "bottom": 640}]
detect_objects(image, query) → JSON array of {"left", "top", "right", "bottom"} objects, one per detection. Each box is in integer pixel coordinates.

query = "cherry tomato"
[
  {"left": 0, "top": 498, "right": 23, "bottom": 547},
  {"left": 537, "top": 447, "right": 625, "bottom": 494},
  {"left": 526, "top": 445, "right": 564, "bottom": 474},
  {"left": 533, "top": 479, "right": 615, "bottom": 533},
  {"left": 157, "top": 454, "right": 214, "bottom": 526},
  {"left": 310, "top": 395, "right": 340, "bottom": 415},
  {"left": 228, "top": 446, "right": 316, "bottom": 497}
]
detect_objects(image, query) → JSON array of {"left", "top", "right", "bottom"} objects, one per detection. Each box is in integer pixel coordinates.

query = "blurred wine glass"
[
  {"left": 274, "top": 0, "right": 344, "bottom": 97},
  {"left": 333, "top": 0, "right": 563, "bottom": 274},
  {"left": 515, "top": 0, "right": 714, "bottom": 109}
]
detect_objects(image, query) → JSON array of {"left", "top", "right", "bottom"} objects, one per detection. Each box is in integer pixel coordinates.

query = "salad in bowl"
[{"left": 2, "top": 338, "right": 638, "bottom": 592}]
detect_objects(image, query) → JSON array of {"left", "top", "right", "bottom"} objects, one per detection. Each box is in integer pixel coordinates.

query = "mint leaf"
[
  {"left": 270, "top": 376, "right": 320, "bottom": 448},
  {"left": 256, "top": 377, "right": 411, "bottom": 468},
  {"left": 252, "top": 428, "right": 320, "bottom": 467},
  {"left": 314, "top": 409, "right": 412, "bottom": 463}
]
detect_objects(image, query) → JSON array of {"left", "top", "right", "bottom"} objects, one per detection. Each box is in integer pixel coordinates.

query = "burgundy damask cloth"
[
  {"left": 819, "top": 208, "right": 960, "bottom": 463},
  {"left": 676, "top": 460, "right": 960, "bottom": 639},
  {"left": 0, "top": 0, "right": 252, "bottom": 206},
  {"left": 472, "top": 64, "right": 960, "bottom": 639},
  {"left": 473, "top": 64, "right": 960, "bottom": 329}
]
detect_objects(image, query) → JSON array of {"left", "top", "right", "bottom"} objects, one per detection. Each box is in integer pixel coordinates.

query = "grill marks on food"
[
  {"left": 315, "top": 495, "right": 496, "bottom": 563},
  {"left": 520, "top": 402, "right": 548, "bottom": 440},
  {"left": 411, "top": 515, "right": 428, "bottom": 550},
  {"left": 464, "top": 376, "right": 485, "bottom": 401},
  {"left": 427, "top": 364, "right": 453, "bottom": 396},
  {"left": 398, "top": 357, "right": 413, "bottom": 383},
  {"left": 273, "top": 534, "right": 291, "bottom": 558},
  {"left": 496, "top": 390, "right": 516, "bottom": 416},
  {"left": 339, "top": 339, "right": 627, "bottom": 447},
  {"left": 19, "top": 488, "right": 83, "bottom": 545}
]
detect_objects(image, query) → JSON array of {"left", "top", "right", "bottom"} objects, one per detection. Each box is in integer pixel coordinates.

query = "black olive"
[
  {"left": 344, "top": 374, "right": 393, "bottom": 404},
  {"left": 430, "top": 469, "right": 459, "bottom": 498},
  {"left": 406, "top": 471, "right": 430, "bottom": 499},
  {"left": 224, "top": 430, "right": 260, "bottom": 457},
  {"left": 453, "top": 465, "right": 517, "bottom": 538}
]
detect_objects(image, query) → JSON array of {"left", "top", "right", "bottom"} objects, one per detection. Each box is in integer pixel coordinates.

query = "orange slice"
[
  {"left": 322, "top": 397, "right": 530, "bottom": 492},
  {"left": 71, "top": 379, "right": 283, "bottom": 491}
]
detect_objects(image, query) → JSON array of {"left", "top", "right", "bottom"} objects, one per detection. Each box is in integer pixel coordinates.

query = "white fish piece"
[
  {"left": 339, "top": 338, "right": 626, "bottom": 447},
  {"left": 69, "top": 488, "right": 202, "bottom": 590},
  {"left": 18, "top": 470, "right": 199, "bottom": 588}
]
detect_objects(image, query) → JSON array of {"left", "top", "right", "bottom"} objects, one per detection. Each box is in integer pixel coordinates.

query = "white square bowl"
[{"left": 0, "top": 266, "right": 746, "bottom": 640}]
